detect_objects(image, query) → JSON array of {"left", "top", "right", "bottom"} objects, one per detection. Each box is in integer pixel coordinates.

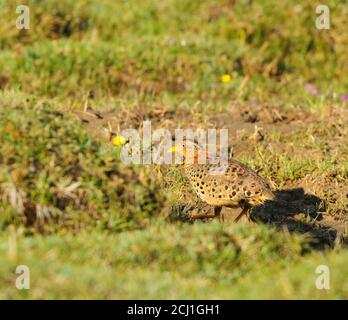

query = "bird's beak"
[
  {"left": 167, "top": 146, "right": 185, "bottom": 155},
  {"left": 167, "top": 146, "right": 178, "bottom": 153}
]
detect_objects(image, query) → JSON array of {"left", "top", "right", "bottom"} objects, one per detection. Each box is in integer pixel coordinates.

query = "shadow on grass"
[
  {"left": 169, "top": 188, "right": 343, "bottom": 250},
  {"left": 252, "top": 188, "right": 338, "bottom": 250}
]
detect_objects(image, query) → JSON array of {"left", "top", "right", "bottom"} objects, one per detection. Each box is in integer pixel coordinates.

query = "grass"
[
  {"left": 0, "top": 92, "right": 167, "bottom": 234},
  {"left": 2, "top": 223, "right": 348, "bottom": 299},
  {"left": 1, "top": 0, "right": 348, "bottom": 104},
  {"left": 0, "top": 0, "right": 347, "bottom": 299}
]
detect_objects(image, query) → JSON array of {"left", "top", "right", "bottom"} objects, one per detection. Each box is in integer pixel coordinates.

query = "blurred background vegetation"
[
  {"left": 0, "top": 0, "right": 347, "bottom": 299},
  {"left": 0, "top": 0, "right": 347, "bottom": 104}
]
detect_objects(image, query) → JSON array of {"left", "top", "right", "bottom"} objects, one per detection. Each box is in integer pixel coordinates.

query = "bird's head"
[{"left": 167, "top": 138, "right": 208, "bottom": 164}]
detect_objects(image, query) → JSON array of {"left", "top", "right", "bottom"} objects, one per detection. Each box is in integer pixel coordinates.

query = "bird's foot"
[{"left": 234, "top": 204, "right": 252, "bottom": 223}]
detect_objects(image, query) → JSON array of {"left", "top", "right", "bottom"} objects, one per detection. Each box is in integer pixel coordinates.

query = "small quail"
[{"left": 169, "top": 139, "right": 275, "bottom": 222}]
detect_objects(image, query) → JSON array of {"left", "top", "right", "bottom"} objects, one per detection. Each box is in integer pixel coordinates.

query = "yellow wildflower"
[
  {"left": 112, "top": 135, "right": 127, "bottom": 146},
  {"left": 221, "top": 74, "right": 232, "bottom": 84}
]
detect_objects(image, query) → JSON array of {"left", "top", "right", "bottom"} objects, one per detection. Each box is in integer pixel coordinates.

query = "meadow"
[{"left": 0, "top": 0, "right": 347, "bottom": 299}]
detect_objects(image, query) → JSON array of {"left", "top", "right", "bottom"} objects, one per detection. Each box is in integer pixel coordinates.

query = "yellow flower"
[
  {"left": 221, "top": 74, "right": 232, "bottom": 84},
  {"left": 112, "top": 135, "right": 127, "bottom": 146}
]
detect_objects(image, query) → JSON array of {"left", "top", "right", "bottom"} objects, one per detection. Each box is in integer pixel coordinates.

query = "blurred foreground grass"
[{"left": 2, "top": 222, "right": 348, "bottom": 299}]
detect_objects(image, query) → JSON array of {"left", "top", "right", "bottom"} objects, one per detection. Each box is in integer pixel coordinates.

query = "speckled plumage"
[
  {"left": 185, "top": 161, "right": 274, "bottom": 207},
  {"left": 172, "top": 140, "right": 275, "bottom": 222}
]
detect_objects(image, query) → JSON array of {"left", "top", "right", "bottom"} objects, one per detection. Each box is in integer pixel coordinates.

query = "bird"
[{"left": 168, "top": 139, "right": 275, "bottom": 222}]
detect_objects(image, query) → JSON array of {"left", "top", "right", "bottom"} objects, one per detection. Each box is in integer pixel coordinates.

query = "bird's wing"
[
  {"left": 205, "top": 160, "right": 270, "bottom": 199},
  {"left": 206, "top": 160, "right": 248, "bottom": 179}
]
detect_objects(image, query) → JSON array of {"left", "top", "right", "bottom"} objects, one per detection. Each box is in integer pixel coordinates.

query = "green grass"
[
  {"left": 2, "top": 222, "right": 348, "bottom": 299},
  {"left": 0, "top": 92, "right": 167, "bottom": 233},
  {"left": 1, "top": 0, "right": 348, "bottom": 105},
  {"left": 0, "top": 0, "right": 347, "bottom": 299}
]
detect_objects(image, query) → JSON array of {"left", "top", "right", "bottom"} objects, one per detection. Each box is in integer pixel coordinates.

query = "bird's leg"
[
  {"left": 213, "top": 206, "right": 223, "bottom": 222},
  {"left": 234, "top": 203, "right": 252, "bottom": 223}
]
